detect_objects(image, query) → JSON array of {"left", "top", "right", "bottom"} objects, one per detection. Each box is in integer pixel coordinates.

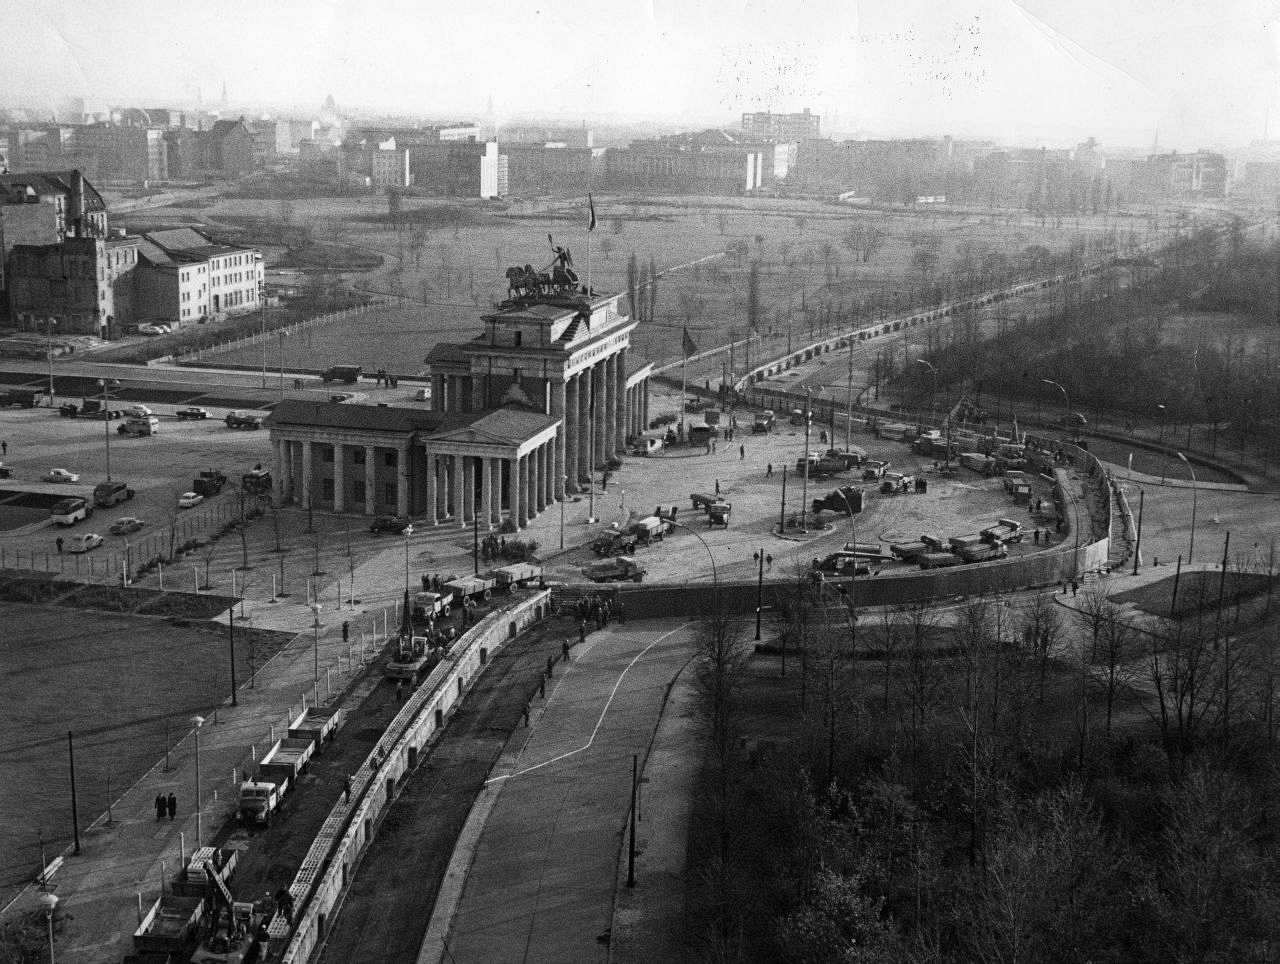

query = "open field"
[
  {"left": 123, "top": 192, "right": 1158, "bottom": 376},
  {"left": 0, "top": 603, "right": 289, "bottom": 905}
]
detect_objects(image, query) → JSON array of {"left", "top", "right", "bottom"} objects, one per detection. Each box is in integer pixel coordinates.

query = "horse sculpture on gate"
[{"left": 501, "top": 235, "right": 588, "bottom": 305}]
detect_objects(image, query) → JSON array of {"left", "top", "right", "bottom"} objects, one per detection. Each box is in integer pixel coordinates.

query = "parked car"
[
  {"left": 137, "top": 324, "right": 163, "bottom": 336},
  {"left": 109, "top": 516, "right": 145, "bottom": 535},
  {"left": 370, "top": 514, "right": 413, "bottom": 534},
  {"left": 124, "top": 405, "right": 153, "bottom": 419},
  {"left": 225, "top": 411, "right": 264, "bottom": 430},
  {"left": 67, "top": 533, "right": 104, "bottom": 553},
  {"left": 178, "top": 491, "right": 204, "bottom": 509},
  {"left": 175, "top": 406, "right": 210, "bottom": 420},
  {"left": 44, "top": 468, "right": 80, "bottom": 483}
]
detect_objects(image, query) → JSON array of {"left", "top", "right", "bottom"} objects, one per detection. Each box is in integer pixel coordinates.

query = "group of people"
[
  {"left": 372, "top": 368, "right": 398, "bottom": 388},
  {"left": 154, "top": 792, "right": 177, "bottom": 821},
  {"left": 572, "top": 595, "right": 619, "bottom": 636}
]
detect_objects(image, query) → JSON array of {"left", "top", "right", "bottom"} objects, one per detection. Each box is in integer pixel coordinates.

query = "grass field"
[
  {"left": 0, "top": 605, "right": 288, "bottom": 905},
  {"left": 125, "top": 192, "right": 1147, "bottom": 376}
]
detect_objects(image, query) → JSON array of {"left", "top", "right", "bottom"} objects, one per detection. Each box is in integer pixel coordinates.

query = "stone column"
[
  {"left": 471, "top": 375, "right": 486, "bottom": 411},
  {"left": 526, "top": 450, "right": 537, "bottom": 520},
  {"left": 642, "top": 380, "right": 650, "bottom": 432},
  {"left": 552, "top": 379, "right": 567, "bottom": 500},
  {"left": 448, "top": 454, "right": 462, "bottom": 522},
  {"left": 615, "top": 348, "right": 627, "bottom": 453},
  {"left": 461, "top": 456, "right": 474, "bottom": 525},
  {"left": 272, "top": 439, "right": 286, "bottom": 504},
  {"left": 494, "top": 458, "right": 505, "bottom": 524},
  {"left": 566, "top": 373, "right": 580, "bottom": 493},
  {"left": 301, "top": 440, "right": 313, "bottom": 509},
  {"left": 364, "top": 446, "right": 376, "bottom": 515},
  {"left": 514, "top": 454, "right": 527, "bottom": 528},
  {"left": 332, "top": 443, "right": 345, "bottom": 512},
  {"left": 531, "top": 444, "right": 542, "bottom": 513},
  {"left": 603, "top": 355, "right": 617, "bottom": 457},
  {"left": 396, "top": 445, "right": 410, "bottom": 516},
  {"left": 481, "top": 456, "right": 493, "bottom": 527},
  {"left": 432, "top": 374, "right": 444, "bottom": 411},
  {"left": 578, "top": 369, "right": 593, "bottom": 486},
  {"left": 425, "top": 452, "right": 438, "bottom": 524},
  {"left": 592, "top": 363, "right": 606, "bottom": 472}
]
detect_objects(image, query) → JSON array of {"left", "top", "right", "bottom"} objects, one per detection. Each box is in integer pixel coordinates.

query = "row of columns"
[
  {"left": 560, "top": 351, "right": 632, "bottom": 492},
  {"left": 421, "top": 438, "right": 555, "bottom": 529},
  {"left": 431, "top": 373, "right": 475, "bottom": 413},
  {"left": 624, "top": 381, "right": 651, "bottom": 439},
  {"left": 273, "top": 438, "right": 409, "bottom": 516}
]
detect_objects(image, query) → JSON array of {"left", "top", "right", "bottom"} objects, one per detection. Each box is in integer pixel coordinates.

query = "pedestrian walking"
[
  {"left": 712, "top": 439, "right": 717, "bottom": 454},
  {"left": 766, "top": 463, "right": 773, "bottom": 477},
  {"left": 344, "top": 775, "right": 352, "bottom": 803},
  {"left": 562, "top": 640, "right": 570, "bottom": 662},
  {"left": 579, "top": 620, "right": 587, "bottom": 644},
  {"left": 617, "top": 600, "right": 626, "bottom": 623},
  {"left": 1033, "top": 529, "right": 1040, "bottom": 545},
  {"left": 155, "top": 793, "right": 166, "bottom": 821},
  {"left": 739, "top": 444, "right": 745, "bottom": 461},
  {"left": 546, "top": 655, "right": 554, "bottom": 678},
  {"left": 1071, "top": 581, "right": 1079, "bottom": 597},
  {"left": 55, "top": 537, "right": 63, "bottom": 554},
  {"left": 715, "top": 478, "right": 720, "bottom": 495},
  {"left": 1, "top": 440, "right": 7, "bottom": 456},
  {"left": 166, "top": 792, "right": 176, "bottom": 821},
  {"left": 342, "top": 620, "right": 350, "bottom": 643},
  {"left": 395, "top": 681, "right": 405, "bottom": 703},
  {"left": 522, "top": 706, "right": 530, "bottom": 727}
]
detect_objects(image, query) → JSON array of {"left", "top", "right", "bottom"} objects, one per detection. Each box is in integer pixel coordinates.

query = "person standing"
[
  {"left": 55, "top": 537, "right": 63, "bottom": 554},
  {"left": 739, "top": 444, "right": 745, "bottom": 461},
  {"left": 344, "top": 775, "right": 352, "bottom": 803},
  {"left": 166, "top": 792, "right": 176, "bottom": 821},
  {"left": 155, "top": 793, "right": 166, "bottom": 821},
  {"left": 1, "top": 440, "right": 7, "bottom": 456}
]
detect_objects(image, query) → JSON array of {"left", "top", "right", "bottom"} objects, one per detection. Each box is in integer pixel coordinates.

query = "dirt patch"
[{"left": 1112, "top": 570, "right": 1277, "bottom": 618}]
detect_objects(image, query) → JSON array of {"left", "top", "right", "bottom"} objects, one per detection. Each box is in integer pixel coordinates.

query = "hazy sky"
[{"left": 2, "top": 0, "right": 1276, "bottom": 149}]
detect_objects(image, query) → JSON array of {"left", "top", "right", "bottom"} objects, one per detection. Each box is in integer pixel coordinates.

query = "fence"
[
  {"left": 172, "top": 301, "right": 386, "bottom": 368},
  {"left": 277, "top": 590, "right": 552, "bottom": 962},
  {"left": 2, "top": 498, "right": 258, "bottom": 587}
]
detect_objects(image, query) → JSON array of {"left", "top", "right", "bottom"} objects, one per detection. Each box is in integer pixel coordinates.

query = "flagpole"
[{"left": 681, "top": 353, "right": 688, "bottom": 441}]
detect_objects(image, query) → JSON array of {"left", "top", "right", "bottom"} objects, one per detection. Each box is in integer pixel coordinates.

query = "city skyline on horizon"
[{"left": 2, "top": 0, "right": 1276, "bottom": 153}]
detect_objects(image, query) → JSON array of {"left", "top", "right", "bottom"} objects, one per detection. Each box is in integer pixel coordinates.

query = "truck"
[
  {"left": 947, "top": 534, "right": 985, "bottom": 552},
  {"left": 242, "top": 464, "right": 272, "bottom": 494},
  {"left": 238, "top": 736, "right": 314, "bottom": 825},
  {"left": 412, "top": 589, "right": 454, "bottom": 621},
  {"left": 592, "top": 529, "right": 639, "bottom": 556},
  {"left": 583, "top": 556, "right": 646, "bottom": 583},
  {"left": 890, "top": 541, "right": 930, "bottom": 562},
  {"left": 78, "top": 397, "right": 122, "bottom": 420},
  {"left": 192, "top": 469, "right": 227, "bottom": 497},
  {"left": 445, "top": 574, "right": 497, "bottom": 602},
  {"left": 752, "top": 410, "right": 775, "bottom": 433},
  {"left": 707, "top": 501, "right": 731, "bottom": 527},
  {"left": 690, "top": 492, "right": 718, "bottom": 511},
  {"left": 224, "top": 410, "right": 264, "bottom": 430},
  {"left": 0, "top": 388, "right": 40, "bottom": 408},
  {"left": 980, "top": 519, "right": 1025, "bottom": 545},
  {"left": 689, "top": 424, "right": 714, "bottom": 446},
  {"left": 117, "top": 415, "right": 159, "bottom": 436},
  {"left": 386, "top": 635, "right": 442, "bottom": 684},
  {"left": 957, "top": 542, "right": 1009, "bottom": 563},
  {"left": 321, "top": 364, "right": 363, "bottom": 384},
  {"left": 814, "top": 552, "right": 871, "bottom": 576},
  {"left": 841, "top": 541, "right": 894, "bottom": 562},
  {"left": 1001, "top": 470, "right": 1028, "bottom": 494},
  {"left": 918, "top": 552, "right": 962, "bottom": 570},
  {"left": 286, "top": 706, "right": 345, "bottom": 751},
  {"left": 133, "top": 894, "right": 205, "bottom": 955},
  {"left": 488, "top": 561, "right": 542, "bottom": 590},
  {"left": 93, "top": 480, "right": 135, "bottom": 507}
]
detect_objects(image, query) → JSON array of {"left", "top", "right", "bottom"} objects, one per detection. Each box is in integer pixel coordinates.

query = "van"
[
  {"left": 51, "top": 497, "right": 92, "bottom": 526},
  {"left": 321, "top": 365, "right": 363, "bottom": 384},
  {"left": 124, "top": 404, "right": 153, "bottom": 419},
  {"left": 93, "top": 480, "right": 135, "bottom": 507}
]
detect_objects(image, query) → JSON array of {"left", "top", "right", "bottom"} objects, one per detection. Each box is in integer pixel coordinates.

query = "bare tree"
[{"left": 1018, "top": 593, "right": 1062, "bottom": 706}]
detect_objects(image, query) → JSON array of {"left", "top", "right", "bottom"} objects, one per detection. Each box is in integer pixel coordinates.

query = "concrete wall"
[{"left": 277, "top": 590, "right": 552, "bottom": 963}]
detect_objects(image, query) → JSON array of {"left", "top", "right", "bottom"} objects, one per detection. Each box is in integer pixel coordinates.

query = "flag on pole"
[
  {"left": 587, "top": 193, "right": 596, "bottom": 232},
  {"left": 682, "top": 327, "right": 697, "bottom": 358}
]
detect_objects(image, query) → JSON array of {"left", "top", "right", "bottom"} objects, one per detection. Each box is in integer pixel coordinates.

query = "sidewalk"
[{"left": 1, "top": 605, "right": 384, "bottom": 963}]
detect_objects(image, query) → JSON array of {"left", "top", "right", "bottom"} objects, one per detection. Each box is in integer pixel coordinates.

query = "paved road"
[
  {"left": 433, "top": 620, "right": 695, "bottom": 964},
  {"left": 316, "top": 621, "right": 568, "bottom": 963}
]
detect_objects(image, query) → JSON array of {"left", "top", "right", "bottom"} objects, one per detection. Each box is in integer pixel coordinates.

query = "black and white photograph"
[{"left": 2, "top": 1, "right": 1279, "bottom": 961}]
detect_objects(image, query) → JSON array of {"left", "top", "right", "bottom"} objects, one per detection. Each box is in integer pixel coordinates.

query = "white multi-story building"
[{"left": 134, "top": 227, "right": 262, "bottom": 327}]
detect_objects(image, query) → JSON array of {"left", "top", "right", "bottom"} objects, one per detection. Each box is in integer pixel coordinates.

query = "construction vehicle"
[
  {"left": 917, "top": 552, "right": 962, "bottom": 569},
  {"left": 814, "top": 552, "right": 871, "bottom": 576},
  {"left": 752, "top": 410, "right": 775, "bottom": 433},
  {"left": 386, "top": 635, "right": 442, "bottom": 684},
  {"left": 238, "top": 736, "right": 313, "bottom": 826},
  {"left": 592, "top": 529, "right": 639, "bottom": 556},
  {"left": 811, "top": 485, "right": 864, "bottom": 518},
  {"left": 286, "top": 706, "right": 345, "bottom": 751},
  {"left": 956, "top": 542, "right": 1009, "bottom": 563},
  {"left": 445, "top": 574, "right": 497, "bottom": 603},
  {"left": 690, "top": 492, "right": 718, "bottom": 511},
  {"left": 412, "top": 589, "right": 454, "bottom": 621},
  {"left": 980, "top": 519, "right": 1025, "bottom": 545},
  {"left": 488, "top": 562, "right": 542, "bottom": 590},
  {"left": 707, "top": 501, "right": 731, "bottom": 527},
  {"left": 890, "top": 541, "right": 930, "bottom": 562},
  {"left": 224, "top": 410, "right": 264, "bottom": 430},
  {"left": 583, "top": 556, "right": 646, "bottom": 583},
  {"left": 133, "top": 893, "right": 205, "bottom": 955},
  {"left": 948, "top": 534, "right": 985, "bottom": 553},
  {"left": 242, "top": 464, "right": 272, "bottom": 494},
  {"left": 192, "top": 469, "right": 227, "bottom": 497}
]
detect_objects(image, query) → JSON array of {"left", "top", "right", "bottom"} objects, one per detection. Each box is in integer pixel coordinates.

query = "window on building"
[
  {"left": 353, "top": 448, "right": 366, "bottom": 464},
  {"left": 383, "top": 450, "right": 397, "bottom": 468}
]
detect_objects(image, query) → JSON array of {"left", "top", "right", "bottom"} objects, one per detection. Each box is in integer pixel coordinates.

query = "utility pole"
[
  {"left": 845, "top": 337, "right": 854, "bottom": 451},
  {"left": 801, "top": 388, "right": 811, "bottom": 532},
  {"left": 67, "top": 731, "right": 81, "bottom": 854},
  {"left": 228, "top": 607, "right": 238, "bottom": 705}
]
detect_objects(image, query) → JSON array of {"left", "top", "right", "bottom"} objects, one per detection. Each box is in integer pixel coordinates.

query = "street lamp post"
[
  {"left": 99, "top": 379, "right": 114, "bottom": 482},
  {"left": 309, "top": 603, "right": 321, "bottom": 689},
  {"left": 1040, "top": 377, "right": 1070, "bottom": 429},
  {"left": 192, "top": 715, "right": 205, "bottom": 848},
  {"left": 403, "top": 524, "right": 414, "bottom": 594},
  {"left": 1177, "top": 451, "right": 1198, "bottom": 565},
  {"left": 668, "top": 520, "right": 720, "bottom": 612},
  {"left": 45, "top": 318, "right": 57, "bottom": 407},
  {"left": 39, "top": 892, "right": 57, "bottom": 963},
  {"left": 752, "top": 549, "right": 767, "bottom": 641}
]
